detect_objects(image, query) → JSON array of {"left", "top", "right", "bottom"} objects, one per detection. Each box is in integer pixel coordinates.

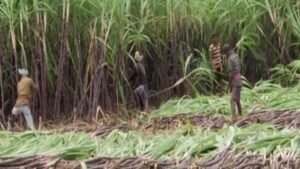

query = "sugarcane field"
[{"left": 1, "top": 0, "right": 300, "bottom": 169}]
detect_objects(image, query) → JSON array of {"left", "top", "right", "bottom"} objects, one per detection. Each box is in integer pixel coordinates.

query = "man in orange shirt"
[{"left": 11, "top": 68, "right": 38, "bottom": 130}]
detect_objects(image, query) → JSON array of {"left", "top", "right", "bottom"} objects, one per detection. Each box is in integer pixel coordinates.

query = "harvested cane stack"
[
  {"left": 74, "top": 156, "right": 153, "bottom": 169},
  {"left": 151, "top": 113, "right": 231, "bottom": 131},
  {"left": 92, "top": 123, "right": 133, "bottom": 137},
  {"left": 89, "top": 109, "right": 300, "bottom": 137},
  {"left": 76, "top": 153, "right": 300, "bottom": 169},
  {"left": 197, "top": 153, "right": 300, "bottom": 169},
  {"left": 75, "top": 156, "right": 195, "bottom": 169},
  {"left": 0, "top": 155, "right": 57, "bottom": 169},
  {"left": 152, "top": 109, "right": 300, "bottom": 131},
  {"left": 236, "top": 109, "right": 300, "bottom": 129}
]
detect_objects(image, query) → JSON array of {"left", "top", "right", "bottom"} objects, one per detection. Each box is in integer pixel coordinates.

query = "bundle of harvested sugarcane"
[
  {"left": 77, "top": 157, "right": 195, "bottom": 169},
  {"left": 150, "top": 109, "right": 300, "bottom": 131},
  {"left": 92, "top": 123, "right": 133, "bottom": 137},
  {"left": 197, "top": 148, "right": 231, "bottom": 168},
  {"left": 236, "top": 109, "right": 300, "bottom": 129},
  {"left": 60, "top": 121, "right": 98, "bottom": 133},
  {"left": 155, "top": 159, "right": 194, "bottom": 169},
  {"left": 152, "top": 114, "right": 190, "bottom": 130},
  {"left": 151, "top": 113, "right": 230, "bottom": 131},
  {"left": 77, "top": 153, "right": 300, "bottom": 169},
  {"left": 189, "top": 114, "right": 230, "bottom": 130},
  {"left": 75, "top": 156, "right": 155, "bottom": 169},
  {"left": 0, "top": 155, "right": 57, "bottom": 169},
  {"left": 197, "top": 153, "right": 300, "bottom": 169}
]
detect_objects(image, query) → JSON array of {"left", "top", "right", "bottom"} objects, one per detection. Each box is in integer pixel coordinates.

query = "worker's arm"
[
  {"left": 208, "top": 45, "right": 213, "bottom": 67},
  {"left": 33, "top": 83, "right": 39, "bottom": 91},
  {"left": 209, "top": 45, "right": 218, "bottom": 72},
  {"left": 128, "top": 67, "right": 137, "bottom": 83},
  {"left": 137, "top": 64, "right": 147, "bottom": 80},
  {"left": 227, "top": 74, "right": 233, "bottom": 92},
  {"left": 30, "top": 79, "right": 39, "bottom": 91}
]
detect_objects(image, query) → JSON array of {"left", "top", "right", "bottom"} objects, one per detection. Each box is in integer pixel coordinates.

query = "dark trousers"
[
  {"left": 213, "top": 68, "right": 223, "bottom": 93},
  {"left": 134, "top": 85, "right": 148, "bottom": 110},
  {"left": 230, "top": 85, "right": 242, "bottom": 119}
]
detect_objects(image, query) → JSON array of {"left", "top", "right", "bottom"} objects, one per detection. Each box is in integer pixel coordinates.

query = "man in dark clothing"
[
  {"left": 209, "top": 34, "right": 224, "bottom": 94},
  {"left": 129, "top": 51, "right": 149, "bottom": 114},
  {"left": 222, "top": 44, "right": 242, "bottom": 121}
]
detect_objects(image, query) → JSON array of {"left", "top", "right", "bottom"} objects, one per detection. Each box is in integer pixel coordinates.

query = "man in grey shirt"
[{"left": 222, "top": 44, "right": 242, "bottom": 121}]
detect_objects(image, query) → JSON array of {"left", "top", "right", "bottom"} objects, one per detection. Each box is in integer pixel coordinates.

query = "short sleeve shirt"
[
  {"left": 209, "top": 43, "right": 223, "bottom": 70},
  {"left": 228, "top": 53, "right": 242, "bottom": 86}
]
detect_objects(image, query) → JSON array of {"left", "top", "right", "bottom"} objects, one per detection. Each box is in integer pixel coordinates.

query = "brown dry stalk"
[{"left": 54, "top": 0, "right": 70, "bottom": 116}]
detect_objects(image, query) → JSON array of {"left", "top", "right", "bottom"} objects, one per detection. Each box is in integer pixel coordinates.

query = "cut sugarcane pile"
[
  {"left": 76, "top": 153, "right": 300, "bottom": 169},
  {"left": 0, "top": 155, "right": 57, "bottom": 169},
  {"left": 150, "top": 109, "right": 300, "bottom": 131},
  {"left": 2, "top": 124, "right": 300, "bottom": 169},
  {"left": 87, "top": 109, "right": 300, "bottom": 138},
  {"left": 9, "top": 109, "right": 300, "bottom": 137},
  {"left": 237, "top": 109, "right": 300, "bottom": 129},
  {"left": 1, "top": 153, "right": 299, "bottom": 169},
  {"left": 151, "top": 113, "right": 230, "bottom": 131},
  {"left": 197, "top": 151, "right": 300, "bottom": 169},
  {"left": 92, "top": 123, "right": 133, "bottom": 137}
]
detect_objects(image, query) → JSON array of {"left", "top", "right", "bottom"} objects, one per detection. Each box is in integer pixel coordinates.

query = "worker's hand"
[
  {"left": 222, "top": 54, "right": 226, "bottom": 60},
  {"left": 34, "top": 84, "right": 40, "bottom": 91},
  {"left": 212, "top": 66, "right": 217, "bottom": 72}
]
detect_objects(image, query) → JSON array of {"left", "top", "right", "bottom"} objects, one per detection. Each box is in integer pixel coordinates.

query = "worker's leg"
[
  {"left": 230, "top": 99, "right": 237, "bottom": 121},
  {"left": 134, "top": 85, "right": 143, "bottom": 110},
  {"left": 140, "top": 85, "right": 148, "bottom": 113},
  {"left": 212, "top": 71, "right": 218, "bottom": 94},
  {"left": 12, "top": 107, "right": 21, "bottom": 115},
  {"left": 22, "top": 106, "right": 35, "bottom": 130},
  {"left": 213, "top": 67, "right": 223, "bottom": 95},
  {"left": 230, "top": 86, "right": 238, "bottom": 121},
  {"left": 143, "top": 98, "right": 149, "bottom": 113},
  {"left": 216, "top": 68, "right": 224, "bottom": 94},
  {"left": 138, "top": 94, "right": 144, "bottom": 110},
  {"left": 134, "top": 88, "right": 141, "bottom": 108},
  {"left": 11, "top": 107, "right": 21, "bottom": 128},
  {"left": 236, "top": 86, "right": 242, "bottom": 115}
]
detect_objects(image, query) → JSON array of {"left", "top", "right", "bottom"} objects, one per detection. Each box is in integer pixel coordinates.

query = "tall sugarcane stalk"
[{"left": 54, "top": 0, "right": 69, "bottom": 116}]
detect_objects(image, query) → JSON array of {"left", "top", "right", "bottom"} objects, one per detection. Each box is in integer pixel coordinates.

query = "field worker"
[
  {"left": 209, "top": 33, "right": 224, "bottom": 94},
  {"left": 11, "top": 68, "right": 38, "bottom": 130},
  {"left": 222, "top": 44, "right": 242, "bottom": 121},
  {"left": 129, "top": 51, "right": 149, "bottom": 115}
]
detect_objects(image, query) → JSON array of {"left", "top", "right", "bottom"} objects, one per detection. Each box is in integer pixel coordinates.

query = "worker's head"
[
  {"left": 211, "top": 33, "right": 219, "bottom": 45},
  {"left": 18, "top": 68, "right": 28, "bottom": 77},
  {"left": 134, "top": 51, "right": 143, "bottom": 62},
  {"left": 221, "top": 43, "right": 233, "bottom": 58}
]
